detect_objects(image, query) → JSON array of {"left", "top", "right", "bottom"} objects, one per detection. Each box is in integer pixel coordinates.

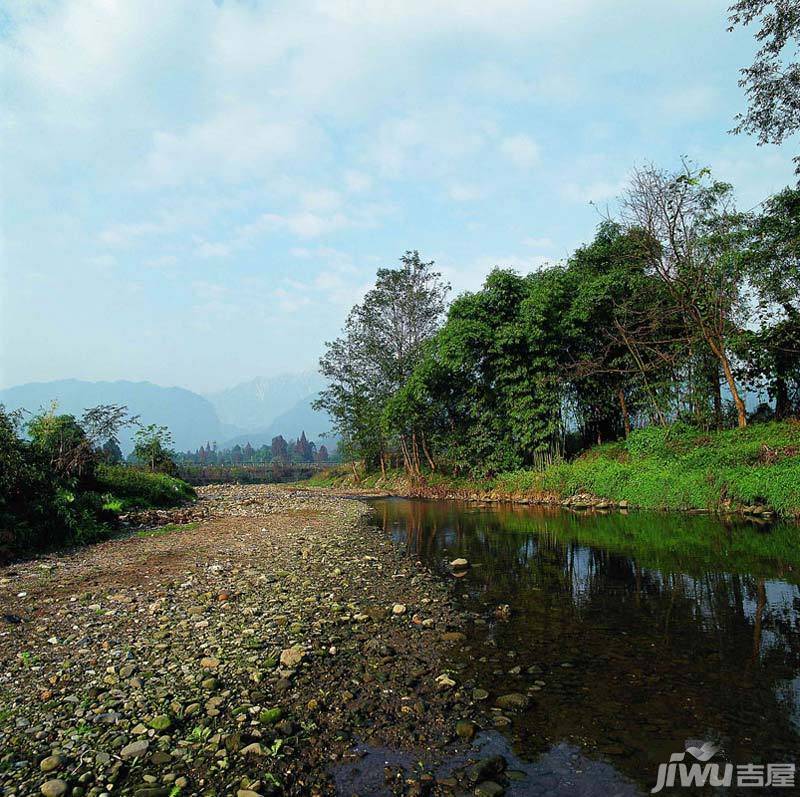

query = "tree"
[
  {"left": 619, "top": 163, "right": 751, "bottom": 427},
  {"left": 133, "top": 424, "right": 176, "bottom": 474},
  {"left": 101, "top": 439, "right": 124, "bottom": 463},
  {"left": 728, "top": 1, "right": 800, "bottom": 172},
  {"left": 315, "top": 444, "right": 329, "bottom": 463},
  {"left": 315, "top": 251, "right": 449, "bottom": 476},
  {"left": 271, "top": 435, "right": 289, "bottom": 462},
  {"left": 742, "top": 186, "right": 800, "bottom": 417}
]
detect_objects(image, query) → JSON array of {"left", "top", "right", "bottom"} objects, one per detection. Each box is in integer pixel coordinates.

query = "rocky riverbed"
[{"left": 0, "top": 486, "right": 523, "bottom": 797}]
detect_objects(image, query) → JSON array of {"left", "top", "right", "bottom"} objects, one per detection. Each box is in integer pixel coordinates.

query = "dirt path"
[{"left": 0, "top": 486, "right": 494, "bottom": 797}]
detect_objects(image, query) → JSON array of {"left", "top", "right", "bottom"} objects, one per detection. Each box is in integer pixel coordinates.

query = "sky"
[{"left": 0, "top": 0, "right": 796, "bottom": 394}]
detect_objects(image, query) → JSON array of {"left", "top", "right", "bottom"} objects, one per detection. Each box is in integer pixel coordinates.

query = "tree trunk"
[
  {"left": 421, "top": 432, "right": 436, "bottom": 471},
  {"left": 712, "top": 342, "right": 747, "bottom": 428},
  {"left": 618, "top": 389, "right": 631, "bottom": 438},
  {"left": 775, "top": 374, "right": 790, "bottom": 419}
]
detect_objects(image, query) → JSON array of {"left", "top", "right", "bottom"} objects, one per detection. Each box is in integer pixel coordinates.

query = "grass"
[
  {"left": 135, "top": 522, "right": 199, "bottom": 538},
  {"left": 95, "top": 464, "right": 197, "bottom": 510},
  {"left": 306, "top": 420, "right": 800, "bottom": 517}
]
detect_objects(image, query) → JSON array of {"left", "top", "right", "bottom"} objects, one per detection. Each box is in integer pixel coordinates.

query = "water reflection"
[{"left": 373, "top": 499, "right": 800, "bottom": 794}]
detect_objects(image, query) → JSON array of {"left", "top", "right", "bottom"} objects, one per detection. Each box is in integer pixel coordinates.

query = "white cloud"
[
  {"left": 522, "top": 236, "right": 554, "bottom": 248},
  {"left": 343, "top": 170, "right": 373, "bottom": 193},
  {"left": 195, "top": 241, "right": 234, "bottom": 259},
  {"left": 142, "top": 109, "right": 317, "bottom": 187},
  {"left": 144, "top": 254, "right": 178, "bottom": 269},
  {"left": 447, "top": 183, "right": 484, "bottom": 202},
  {"left": 500, "top": 134, "right": 540, "bottom": 169},
  {"left": 562, "top": 177, "right": 627, "bottom": 204}
]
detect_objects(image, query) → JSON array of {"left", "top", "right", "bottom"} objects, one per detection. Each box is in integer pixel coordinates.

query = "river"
[{"left": 371, "top": 498, "right": 800, "bottom": 795}]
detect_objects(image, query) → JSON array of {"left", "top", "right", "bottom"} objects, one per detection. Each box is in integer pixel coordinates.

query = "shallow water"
[{"left": 372, "top": 499, "right": 800, "bottom": 795}]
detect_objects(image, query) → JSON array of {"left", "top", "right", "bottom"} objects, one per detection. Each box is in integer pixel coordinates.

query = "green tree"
[
  {"left": 743, "top": 186, "right": 800, "bottom": 417},
  {"left": 728, "top": 0, "right": 800, "bottom": 172},
  {"left": 315, "top": 251, "right": 449, "bottom": 476},
  {"left": 620, "top": 163, "right": 751, "bottom": 427},
  {"left": 133, "top": 424, "right": 176, "bottom": 474}
]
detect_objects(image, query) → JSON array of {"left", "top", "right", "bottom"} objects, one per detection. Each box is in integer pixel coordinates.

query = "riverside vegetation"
[
  {"left": 314, "top": 169, "right": 800, "bottom": 517},
  {"left": 308, "top": 420, "right": 800, "bottom": 517}
]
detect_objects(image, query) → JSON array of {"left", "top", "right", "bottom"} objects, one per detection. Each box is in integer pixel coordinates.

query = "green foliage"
[
  {"left": 494, "top": 420, "right": 800, "bottom": 515},
  {"left": 95, "top": 464, "right": 196, "bottom": 509},
  {"left": 0, "top": 404, "right": 193, "bottom": 558},
  {"left": 135, "top": 522, "right": 199, "bottom": 538},
  {"left": 133, "top": 424, "right": 177, "bottom": 474}
]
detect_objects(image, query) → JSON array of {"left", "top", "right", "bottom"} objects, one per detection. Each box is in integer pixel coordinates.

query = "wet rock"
[
  {"left": 456, "top": 720, "right": 477, "bottom": 740},
  {"left": 40, "top": 780, "right": 68, "bottom": 797},
  {"left": 40, "top": 754, "right": 65, "bottom": 772},
  {"left": 495, "top": 693, "right": 529, "bottom": 711},
  {"left": 474, "top": 782, "right": 505, "bottom": 796},
  {"left": 469, "top": 756, "right": 507, "bottom": 783},
  {"left": 120, "top": 739, "right": 149, "bottom": 760}
]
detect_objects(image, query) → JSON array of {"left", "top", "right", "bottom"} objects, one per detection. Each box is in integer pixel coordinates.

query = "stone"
[
  {"left": 456, "top": 720, "right": 476, "bottom": 740},
  {"left": 435, "top": 673, "right": 456, "bottom": 689},
  {"left": 474, "top": 782, "right": 505, "bottom": 797},
  {"left": 392, "top": 603, "right": 407, "bottom": 615},
  {"left": 240, "top": 742, "right": 265, "bottom": 756},
  {"left": 148, "top": 714, "right": 172, "bottom": 731},
  {"left": 40, "top": 781, "right": 68, "bottom": 797},
  {"left": 469, "top": 756, "right": 507, "bottom": 783},
  {"left": 450, "top": 558, "right": 469, "bottom": 569},
  {"left": 237, "top": 791, "right": 263, "bottom": 797},
  {"left": 279, "top": 646, "right": 304, "bottom": 668},
  {"left": 200, "top": 657, "right": 219, "bottom": 669},
  {"left": 495, "top": 693, "right": 529, "bottom": 711},
  {"left": 40, "top": 755, "right": 65, "bottom": 773},
  {"left": 120, "top": 739, "right": 149, "bottom": 760},
  {"left": 472, "top": 688, "right": 489, "bottom": 701}
]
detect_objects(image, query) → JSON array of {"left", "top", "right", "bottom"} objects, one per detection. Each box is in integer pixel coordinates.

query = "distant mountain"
[
  {"left": 222, "top": 395, "right": 332, "bottom": 449},
  {"left": 206, "top": 372, "right": 325, "bottom": 432},
  {"left": 0, "top": 379, "right": 226, "bottom": 453}
]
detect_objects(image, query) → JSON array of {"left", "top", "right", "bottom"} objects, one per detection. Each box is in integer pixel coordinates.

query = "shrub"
[{"left": 95, "top": 464, "right": 196, "bottom": 509}]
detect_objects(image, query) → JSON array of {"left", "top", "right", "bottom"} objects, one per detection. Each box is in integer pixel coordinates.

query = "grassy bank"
[
  {"left": 96, "top": 463, "right": 197, "bottom": 511},
  {"left": 307, "top": 420, "right": 800, "bottom": 517}
]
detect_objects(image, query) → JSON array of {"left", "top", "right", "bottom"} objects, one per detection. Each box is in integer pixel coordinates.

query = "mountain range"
[{"left": 0, "top": 374, "right": 331, "bottom": 453}]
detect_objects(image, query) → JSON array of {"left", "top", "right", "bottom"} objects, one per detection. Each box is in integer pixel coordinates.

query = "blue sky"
[{"left": 1, "top": 0, "right": 796, "bottom": 393}]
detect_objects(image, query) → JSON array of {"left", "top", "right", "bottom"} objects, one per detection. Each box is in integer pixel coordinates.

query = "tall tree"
[
  {"left": 728, "top": 0, "right": 800, "bottom": 172},
  {"left": 315, "top": 251, "right": 449, "bottom": 475},
  {"left": 620, "top": 163, "right": 751, "bottom": 427},
  {"left": 743, "top": 186, "right": 800, "bottom": 416}
]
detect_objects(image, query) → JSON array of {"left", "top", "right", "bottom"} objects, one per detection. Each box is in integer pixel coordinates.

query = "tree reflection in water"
[{"left": 373, "top": 499, "right": 800, "bottom": 794}]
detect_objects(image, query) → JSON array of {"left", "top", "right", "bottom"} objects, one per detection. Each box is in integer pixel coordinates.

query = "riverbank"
[
  {"left": 305, "top": 421, "right": 800, "bottom": 518},
  {"left": 0, "top": 485, "right": 517, "bottom": 797}
]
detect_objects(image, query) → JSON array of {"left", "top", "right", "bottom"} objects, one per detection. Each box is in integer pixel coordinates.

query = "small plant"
[{"left": 188, "top": 725, "right": 212, "bottom": 743}]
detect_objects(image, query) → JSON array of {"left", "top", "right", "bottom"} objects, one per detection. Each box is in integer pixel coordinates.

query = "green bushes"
[
  {"left": 0, "top": 406, "right": 196, "bottom": 558},
  {"left": 315, "top": 420, "right": 800, "bottom": 517},
  {"left": 95, "top": 464, "right": 196, "bottom": 510}
]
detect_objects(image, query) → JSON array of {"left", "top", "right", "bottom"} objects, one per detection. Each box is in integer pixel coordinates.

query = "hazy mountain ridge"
[
  {"left": 221, "top": 395, "right": 331, "bottom": 449},
  {"left": 205, "top": 372, "right": 325, "bottom": 431},
  {"left": 0, "top": 375, "right": 331, "bottom": 453},
  {"left": 0, "top": 379, "right": 224, "bottom": 452}
]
